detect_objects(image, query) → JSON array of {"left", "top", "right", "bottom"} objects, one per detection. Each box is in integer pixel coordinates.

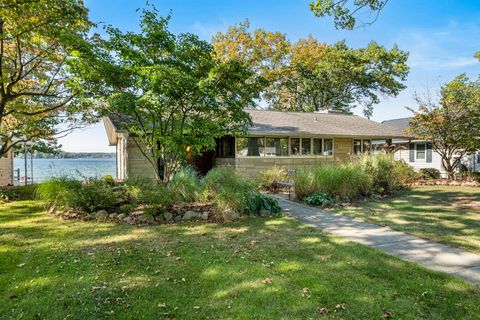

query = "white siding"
[{"left": 393, "top": 142, "right": 445, "bottom": 175}]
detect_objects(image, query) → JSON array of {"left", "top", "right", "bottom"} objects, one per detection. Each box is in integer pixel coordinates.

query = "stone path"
[{"left": 273, "top": 195, "right": 480, "bottom": 285}]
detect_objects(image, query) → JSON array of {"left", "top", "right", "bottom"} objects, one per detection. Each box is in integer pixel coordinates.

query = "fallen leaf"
[
  {"left": 17, "top": 263, "right": 25, "bottom": 268},
  {"left": 335, "top": 303, "right": 345, "bottom": 310},
  {"left": 261, "top": 277, "right": 273, "bottom": 284},
  {"left": 316, "top": 307, "right": 329, "bottom": 314},
  {"left": 383, "top": 311, "right": 393, "bottom": 318}
]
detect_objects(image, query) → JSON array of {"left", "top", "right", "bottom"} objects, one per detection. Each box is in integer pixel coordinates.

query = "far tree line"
[{"left": 0, "top": 0, "right": 479, "bottom": 181}]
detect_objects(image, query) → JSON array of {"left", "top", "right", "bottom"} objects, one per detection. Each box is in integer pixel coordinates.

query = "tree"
[
  {"left": 213, "top": 23, "right": 409, "bottom": 117},
  {"left": 408, "top": 75, "right": 480, "bottom": 179},
  {"left": 309, "top": 0, "right": 389, "bottom": 29},
  {"left": 0, "top": 0, "right": 95, "bottom": 157},
  {"left": 87, "top": 10, "right": 261, "bottom": 182}
]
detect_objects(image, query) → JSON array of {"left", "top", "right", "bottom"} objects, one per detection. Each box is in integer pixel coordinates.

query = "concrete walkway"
[{"left": 274, "top": 195, "right": 480, "bottom": 285}]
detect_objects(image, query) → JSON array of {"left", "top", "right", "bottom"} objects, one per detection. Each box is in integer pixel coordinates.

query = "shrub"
[
  {"left": 0, "top": 185, "right": 37, "bottom": 202},
  {"left": 293, "top": 163, "right": 372, "bottom": 201},
  {"left": 168, "top": 167, "right": 201, "bottom": 203},
  {"left": 260, "top": 166, "right": 288, "bottom": 191},
  {"left": 119, "top": 204, "right": 135, "bottom": 214},
  {"left": 37, "top": 177, "right": 120, "bottom": 213},
  {"left": 304, "top": 192, "right": 336, "bottom": 207},
  {"left": 202, "top": 167, "right": 281, "bottom": 219},
  {"left": 418, "top": 168, "right": 441, "bottom": 180},
  {"left": 356, "top": 154, "right": 413, "bottom": 194}
]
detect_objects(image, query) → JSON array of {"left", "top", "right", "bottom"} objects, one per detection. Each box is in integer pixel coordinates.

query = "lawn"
[
  {"left": 1, "top": 201, "right": 480, "bottom": 319},
  {"left": 333, "top": 186, "right": 480, "bottom": 254}
]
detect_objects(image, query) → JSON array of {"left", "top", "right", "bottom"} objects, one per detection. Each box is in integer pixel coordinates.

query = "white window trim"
[{"left": 415, "top": 142, "right": 426, "bottom": 160}]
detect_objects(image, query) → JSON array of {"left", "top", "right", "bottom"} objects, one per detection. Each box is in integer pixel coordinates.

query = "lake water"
[{"left": 13, "top": 158, "right": 116, "bottom": 183}]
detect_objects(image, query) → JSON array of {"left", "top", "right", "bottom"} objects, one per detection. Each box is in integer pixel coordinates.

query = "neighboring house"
[
  {"left": 104, "top": 109, "right": 408, "bottom": 180},
  {"left": 382, "top": 117, "right": 480, "bottom": 176},
  {"left": 0, "top": 147, "right": 14, "bottom": 186}
]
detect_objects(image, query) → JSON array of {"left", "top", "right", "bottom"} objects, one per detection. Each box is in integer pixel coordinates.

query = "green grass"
[
  {"left": 1, "top": 201, "right": 480, "bottom": 319},
  {"left": 333, "top": 186, "right": 480, "bottom": 254}
]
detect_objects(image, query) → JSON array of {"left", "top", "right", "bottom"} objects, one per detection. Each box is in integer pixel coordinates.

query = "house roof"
[
  {"left": 381, "top": 117, "right": 412, "bottom": 131},
  {"left": 247, "top": 110, "right": 409, "bottom": 138},
  {"left": 104, "top": 110, "right": 411, "bottom": 142}
]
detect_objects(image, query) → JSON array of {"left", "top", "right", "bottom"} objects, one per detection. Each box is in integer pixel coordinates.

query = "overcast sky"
[{"left": 60, "top": 0, "right": 480, "bottom": 152}]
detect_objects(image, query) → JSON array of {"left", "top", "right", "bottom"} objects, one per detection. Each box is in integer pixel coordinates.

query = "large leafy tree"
[
  {"left": 213, "top": 23, "right": 408, "bottom": 117},
  {"left": 86, "top": 10, "right": 261, "bottom": 182},
  {"left": 309, "top": 0, "right": 389, "bottom": 29},
  {"left": 408, "top": 75, "right": 480, "bottom": 180},
  {"left": 0, "top": 0, "right": 96, "bottom": 157}
]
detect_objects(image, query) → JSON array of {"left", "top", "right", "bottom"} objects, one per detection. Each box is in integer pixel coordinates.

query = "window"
[
  {"left": 301, "top": 138, "right": 311, "bottom": 155},
  {"left": 290, "top": 138, "right": 300, "bottom": 155},
  {"left": 313, "top": 138, "right": 323, "bottom": 155},
  {"left": 265, "top": 138, "right": 289, "bottom": 156},
  {"left": 477, "top": 152, "right": 480, "bottom": 163},
  {"left": 324, "top": 139, "right": 333, "bottom": 156},
  {"left": 236, "top": 137, "right": 265, "bottom": 156},
  {"left": 353, "top": 139, "right": 362, "bottom": 155},
  {"left": 363, "top": 140, "right": 371, "bottom": 153},
  {"left": 215, "top": 136, "right": 235, "bottom": 158},
  {"left": 416, "top": 143, "right": 426, "bottom": 160}
]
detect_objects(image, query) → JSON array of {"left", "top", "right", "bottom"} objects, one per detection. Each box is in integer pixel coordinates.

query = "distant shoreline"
[{"left": 15, "top": 152, "right": 116, "bottom": 160}]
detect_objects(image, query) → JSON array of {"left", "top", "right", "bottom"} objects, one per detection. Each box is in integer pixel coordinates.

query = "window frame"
[
  {"left": 235, "top": 136, "right": 335, "bottom": 158},
  {"left": 416, "top": 143, "right": 426, "bottom": 160}
]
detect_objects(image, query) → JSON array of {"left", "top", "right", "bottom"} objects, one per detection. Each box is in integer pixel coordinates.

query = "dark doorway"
[{"left": 190, "top": 150, "right": 215, "bottom": 175}]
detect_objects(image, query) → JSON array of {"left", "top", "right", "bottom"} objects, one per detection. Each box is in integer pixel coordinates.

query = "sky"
[{"left": 60, "top": 0, "right": 480, "bottom": 152}]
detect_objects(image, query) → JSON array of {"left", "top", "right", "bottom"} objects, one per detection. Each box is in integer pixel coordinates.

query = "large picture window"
[
  {"left": 290, "top": 138, "right": 300, "bottom": 155},
  {"left": 324, "top": 139, "right": 333, "bottom": 156},
  {"left": 301, "top": 138, "right": 311, "bottom": 155},
  {"left": 237, "top": 136, "right": 334, "bottom": 157}
]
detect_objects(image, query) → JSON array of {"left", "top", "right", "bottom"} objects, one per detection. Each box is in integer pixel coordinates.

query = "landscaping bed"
[{"left": 34, "top": 167, "right": 282, "bottom": 226}]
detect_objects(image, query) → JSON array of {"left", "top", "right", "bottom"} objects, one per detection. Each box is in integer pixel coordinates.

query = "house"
[
  {"left": 382, "top": 117, "right": 480, "bottom": 176},
  {"left": 104, "top": 109, "right": 409, "bottom": 180},
  {"left": 0, "top": 147, "right": 14, "bottom": 186}
]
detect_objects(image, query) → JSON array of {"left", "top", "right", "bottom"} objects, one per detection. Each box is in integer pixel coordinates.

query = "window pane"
[
  {"left": 353, "top": 139, "right": 362, "bottom": 155},
  {"left": 324, "top": 139, "right": 333, "bottom": 156},
  {"left": 290, "top": 138, "right": 300, "bottom": 155},
  {"left": 301, "top": 138, "right": 311, "bottom": 155},
  {"left": 224, "top": 136, "right": 235, "bottom": 157},
  {"left": 313, "top": 138, "right": 322, "bottom": 155},
  {"left": 247, "top": 137, "right": 264, "bottom": 156},
  {"left": 363, "top": 140, "right": 371, "bottom": 154},
  {"left": 236, "top": 138, "right": 248, "bottom": 157},
  {"left": 276, "top": 138, "right": 289, "bottom": 156},
  {"left": 416, "top": 143, "right": 426, "bottom": 159},
  {"left": 265, "top": 138, "right": 289, "bottom": 156}
]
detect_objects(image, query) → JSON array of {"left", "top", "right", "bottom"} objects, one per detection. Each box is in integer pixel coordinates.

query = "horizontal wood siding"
[
  {"left": 126, "top": 138, "right": 157, "bottom": 181},
  {"left": 393, "top": 142, "right": 445, "bottom": 174},
  {"left": 0, "top": 149, "right": 13, "bottom": 186}
]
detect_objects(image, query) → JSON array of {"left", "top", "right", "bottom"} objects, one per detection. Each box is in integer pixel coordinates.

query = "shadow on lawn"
[{"left": 1, "top": 201, "right": 480, "bottom": 319}]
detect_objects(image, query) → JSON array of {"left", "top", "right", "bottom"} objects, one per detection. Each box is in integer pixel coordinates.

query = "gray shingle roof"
[
  {"left": 381, "top": 117, "right": 412, "bottom": 131},
  {"left": 247, "top": 110, "right": 409, "bottom": 138},
  {"left": 107, "top": 110, "right": 410, "bottom": 138}
]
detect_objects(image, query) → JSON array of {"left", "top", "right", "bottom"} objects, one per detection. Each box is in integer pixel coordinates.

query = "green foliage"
[
  {"left": 83, "top": 9, "right": 262, "bottom": 181},
  {"left": 168, "top": 167, "right": 201, "bottom": 203},
  {"left": 293, "top": 163, "right": 372, "bottom": 201},
  {"left": 304, "top": 192, "right": 336, "bottom": 207},
  {"left": 36, "top": 177, "right": 120, "bottom": 213},
  {"left": 259, "top": 166, "right": 288, "bottom": 191},
  {"left": 356, "top": 154, "right": 413, "bottom": 194},
  {"left": 418, "top": 168, "right": 441, "bottom": 180},
  {"left": 408, "top": 74, "right": 480, "bottom": 179},
  {"left": 202, "top": 167, "right": 281, "bottom": 219},
  {"left": 309, "top": 0, "right": 388, "bottom": 29},
  {"left": 213, "top": 22, "right": 408, "bottom": 117},
  {"left": 0, "top": 185, "right": 37, "bottom": 202},
  {"left": 0, "top": 0, "right": 96, "bottom": 157},
  {"left": 119, "top": 204, "right": 135, "bottom": 214}
]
